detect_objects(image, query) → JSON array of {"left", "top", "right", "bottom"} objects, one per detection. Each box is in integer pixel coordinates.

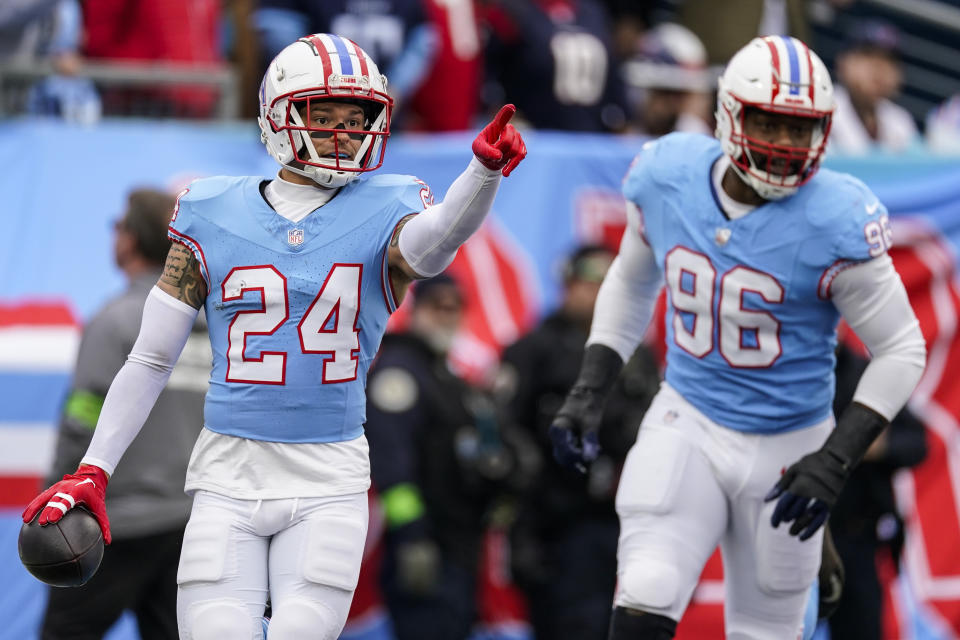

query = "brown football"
[{"left": 18, "top": 507, "right": 104, "bottom": 587}]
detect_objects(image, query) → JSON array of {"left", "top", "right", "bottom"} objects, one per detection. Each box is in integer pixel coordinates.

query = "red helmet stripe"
[
  {"left": 763, "top": 37, "right": 781, "bottom": 101},
  {"left": 346, "top": 38, "right": 369, "bottom": 77},
  {"left": 303, "top": 35, "right": 332, "bottom": 81},
  {"left": 802, "top": 41, "right": 816, "bottom": 102}
]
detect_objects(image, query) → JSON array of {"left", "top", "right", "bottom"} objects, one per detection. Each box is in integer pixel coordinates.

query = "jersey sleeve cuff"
[
  {"left": 79, "top": 455, "right": 116, "bottom": 477},
  {"left": 149, "top": 286, "right": 202, "bottom": 317}
]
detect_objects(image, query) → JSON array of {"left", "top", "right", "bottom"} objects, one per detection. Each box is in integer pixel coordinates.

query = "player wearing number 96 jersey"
[
  {"left": 22, "top": 33, "right": 525, "bottom": 640},
  {"left": 549, "top": 36, "right": 925, "bottom": 640}
]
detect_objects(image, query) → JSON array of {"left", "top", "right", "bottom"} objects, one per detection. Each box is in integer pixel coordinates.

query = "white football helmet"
[
  {"left": 716, "top": 36, "right": 834, "bottom": 200},
  {"left": 258, "top": 34, "right": 392, "bottom": 188}
]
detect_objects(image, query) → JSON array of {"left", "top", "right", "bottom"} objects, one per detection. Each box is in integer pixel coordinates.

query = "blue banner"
[{"left": 3, "top": 119, "right": 960, "bottom": 640}]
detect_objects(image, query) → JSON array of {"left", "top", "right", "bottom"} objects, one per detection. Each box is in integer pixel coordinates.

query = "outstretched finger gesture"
[{"left": 472, "top": 104, "right": 527, "bottom": 177}]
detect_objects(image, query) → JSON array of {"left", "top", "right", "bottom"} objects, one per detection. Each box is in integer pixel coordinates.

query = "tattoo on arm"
[
  {"left": 160, "top": 243, "right": 207, "bottom": 308},
  {"left": 387, "top": 213, "right": 421, "bottom": 304},
  {"left": 390, "top": 213, "right": 418, "bottom": 248}
]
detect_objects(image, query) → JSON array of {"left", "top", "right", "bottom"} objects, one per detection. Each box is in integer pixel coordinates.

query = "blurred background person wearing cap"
[
  {"left": 830, "top": 19, "right": 920, "bottom": 154},
  {"left": 498, "top": 245, "right": 660, "bottom": 640},
  {"left": 365, "top": 275, "right": 524, "bottom": 640},
  {"left": 621, "top": 22, "right": 712, "bottom": 137},
  {"left": 39, "top": 189, "right": 208, "bottom": 640}
]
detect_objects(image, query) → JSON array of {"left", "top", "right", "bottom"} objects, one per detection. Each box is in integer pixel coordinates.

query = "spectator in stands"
[
  {"left": 599, "top": 0, "right": 656, "bottom": 60},
  {"left": 39, "top": 189, "right": 207, "bottom": 640},
  {"left": 828, "top": 340, "right": 927, "bottom": 640},
  {"left": 405, "top": 0, "right": 484, "bottom": 131},
  {"left": 365, "top": 275, "right": 522, "bottom": 640},
  {"left": 81, "top": 0, "right": 222, "bottom": 118},
  {"left": 677, "top": 0, "right": 811, "bottom": 65},
  {"left": 498, "top": 245, "right": 660, "bottom": 640},
  {"left": 252, "top": 0, "right": 439, "bottom": 126},
  {"left": 622, "top": 22, "right": 712, "bottom": 137},
  {"left": 830, "top": 19, "right": 920, "bottom": 154},
  {"left": 0, "top": 0, "right": 100, "bottom": 123},
  {"left": 481, "top": 0, "right": 629, "bottom": 132},
  {"left": 926, "top": 93, "right": 960, "bottom": 153}
]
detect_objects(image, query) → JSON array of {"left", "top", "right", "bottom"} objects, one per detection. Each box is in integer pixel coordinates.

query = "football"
[{"left": 18, "top": 507, "right": 104, "bottom": 587}]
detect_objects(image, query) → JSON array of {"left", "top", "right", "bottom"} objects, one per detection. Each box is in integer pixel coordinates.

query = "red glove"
[
  {"left": 472, "top": 104, "right": 527, "bottom": 177},
  {"left": 22, "top": 464, "right": 111, "bottom": 544}
]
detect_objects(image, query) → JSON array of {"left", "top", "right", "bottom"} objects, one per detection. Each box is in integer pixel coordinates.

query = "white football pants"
[
  {"left": 176, "top": 490, "right": 368, "bottom": 640},
  {"left": 614, "top": 383, "right": 831, "bottom": 640}
]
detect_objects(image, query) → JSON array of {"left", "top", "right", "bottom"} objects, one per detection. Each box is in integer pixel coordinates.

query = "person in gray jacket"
[{"left": 39, "top": 188, "right": 209, "bottom": 640}]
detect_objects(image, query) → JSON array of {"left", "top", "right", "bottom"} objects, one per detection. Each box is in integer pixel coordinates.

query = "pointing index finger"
[{"left": 489, "top": 104, "right": 516, "bottom": 137}]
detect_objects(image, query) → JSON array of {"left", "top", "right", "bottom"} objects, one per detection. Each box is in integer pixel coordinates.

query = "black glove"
[
  {"left": 765, "top": 402, "right": 887, "bottom": 540},
  {"left": 549, "top": 344, "right": 623, "bottom": 473}
]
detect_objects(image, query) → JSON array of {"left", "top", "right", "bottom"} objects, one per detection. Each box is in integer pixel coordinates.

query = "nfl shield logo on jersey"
[{"left": 288, "top": 228, "right": 304, "bottom": 246}]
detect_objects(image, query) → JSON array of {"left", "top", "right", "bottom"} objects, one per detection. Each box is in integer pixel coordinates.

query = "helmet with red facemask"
[
  {"left": 716, "top": 36, "right": 834, "bottom": 200},
  {"left": 258, "top": 34, "right": 393, "bottom": 188}
]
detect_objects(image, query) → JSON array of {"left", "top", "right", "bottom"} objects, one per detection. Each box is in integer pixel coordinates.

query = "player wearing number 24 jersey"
[
  {"left": 169, "top": 173, "right": 427, "bottom": 443},
  {"left": 550, "top": 36, "right": 925, "bottom": 640},
  {"left": 23, "top": 33, "right": 526, "bottom": 640}
]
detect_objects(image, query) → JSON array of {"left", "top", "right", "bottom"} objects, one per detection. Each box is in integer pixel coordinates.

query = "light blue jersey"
[
  {"left": 624, "top": 133, "right": 889, "bottom": 433},
  {"left": 169, "top": 173, "right": 430, "bottom": 443}
]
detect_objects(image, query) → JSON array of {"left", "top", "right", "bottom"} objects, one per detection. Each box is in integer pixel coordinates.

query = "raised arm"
[{"left": 387, "top": 104, "right": 526, "bottom": 301}]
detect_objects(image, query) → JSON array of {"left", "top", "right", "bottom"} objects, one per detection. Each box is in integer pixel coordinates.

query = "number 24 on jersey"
[{"left": 222, "top": 264, "right": 361, "bottom": 385}]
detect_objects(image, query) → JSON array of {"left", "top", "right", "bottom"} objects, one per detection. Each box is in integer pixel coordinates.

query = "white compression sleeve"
[
  {"left": 587, "top": 203, "right": 664, "bottom": 362},
  {"left": 81, "top": 287, "right": 199, "bottom": 475},
  {"left": 831, "top": 254, "right": 926, "bottom": 420},
  {"left": 398, "top": 157, "right": 502, "bottom": 277}
]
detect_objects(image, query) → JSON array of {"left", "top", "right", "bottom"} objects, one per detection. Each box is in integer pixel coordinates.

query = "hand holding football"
[{"left": 19, "top": 506, "right": 104, "bottom": 587}]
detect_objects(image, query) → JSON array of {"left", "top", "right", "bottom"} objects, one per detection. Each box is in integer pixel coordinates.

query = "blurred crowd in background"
[{"left": 3, "top": 0, "right": 960, "bottom": 153}]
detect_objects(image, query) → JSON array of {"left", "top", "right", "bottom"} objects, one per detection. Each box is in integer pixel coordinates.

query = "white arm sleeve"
[
  {"left": 831, "top": 254, "right": 926, "bottom": 420},
  {"left": 586, "top": 203, "right": 664, "bottom": 362},
  {"left": 81, "top": 287, "right": 199, "bottom": 475},
  {"left": 398, "top": 157, "right": 502, "bottom": 277}
]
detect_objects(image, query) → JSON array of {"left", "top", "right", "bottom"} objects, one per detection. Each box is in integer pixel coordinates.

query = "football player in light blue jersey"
[
  {"left": 23, "top": 33, "right": 526, "bottom": 640},
  {"left": 549, "top": 36, "right": 926, "bottom": 639}
]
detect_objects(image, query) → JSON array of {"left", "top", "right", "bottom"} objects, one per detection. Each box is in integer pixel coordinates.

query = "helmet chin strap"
[
  {"left": 736, "top": 133, "right": 820, "bottom": 201},
  {"left": 745, "top": 171, "right": 796, "bottom": 200},
  {"left": 731, "top": 152, "right": 796, "bottom": 201}
]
